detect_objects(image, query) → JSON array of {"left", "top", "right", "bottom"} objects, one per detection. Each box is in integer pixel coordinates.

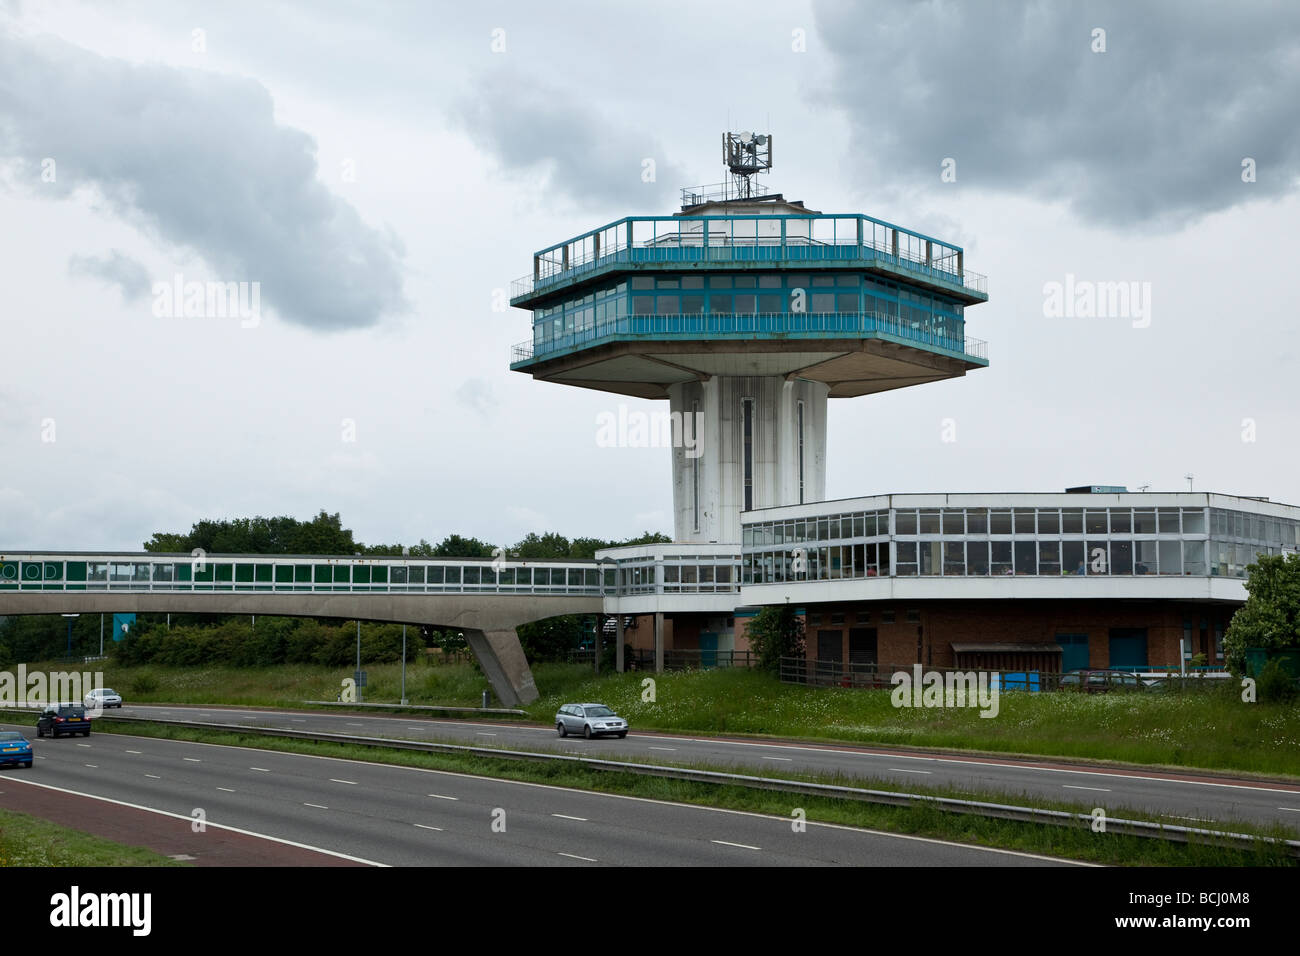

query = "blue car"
[{"left": 0, "top": 731, "right": 33, "bottom": 769}]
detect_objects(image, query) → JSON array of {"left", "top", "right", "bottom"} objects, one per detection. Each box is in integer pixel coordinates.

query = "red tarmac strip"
[{"left": 0, "top": 779, "right": 367, "bottom": 866}]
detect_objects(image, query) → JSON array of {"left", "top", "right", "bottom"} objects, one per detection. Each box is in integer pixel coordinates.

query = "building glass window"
[{"left": 742, "top": 398, "right": 754, "bottom": 512}]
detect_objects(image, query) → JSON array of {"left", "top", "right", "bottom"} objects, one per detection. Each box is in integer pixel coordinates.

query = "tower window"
[
  {"left": 797, "top": 400, "right": 805, "bottom": 505},
  {"left": 743, "top": 398, "right": 754, "bottom": 512}
]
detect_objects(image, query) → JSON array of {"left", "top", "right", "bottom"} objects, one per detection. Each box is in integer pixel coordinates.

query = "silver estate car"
[{"left": 556, "top": 703, "right": 628, "bottom": 739}]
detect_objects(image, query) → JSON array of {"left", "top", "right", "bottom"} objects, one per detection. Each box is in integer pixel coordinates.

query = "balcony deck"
[{"left": 510, "top": 213, "right": 988, "bottom": 307}]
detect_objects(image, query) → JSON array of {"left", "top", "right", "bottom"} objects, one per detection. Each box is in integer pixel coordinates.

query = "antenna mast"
[{"left": 722, "top": 131, "right": 773, "bottom": 199}]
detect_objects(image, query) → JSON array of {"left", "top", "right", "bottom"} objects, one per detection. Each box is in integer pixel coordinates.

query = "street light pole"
[
  {"left": 355, "top": 619, "right": 362, "bottom": 703},
  {"left": 61, "top": 613, "right": 79, "bottom": 662},
  {"left": 401, "top": 624, "right": 408, "bottom": 705}
]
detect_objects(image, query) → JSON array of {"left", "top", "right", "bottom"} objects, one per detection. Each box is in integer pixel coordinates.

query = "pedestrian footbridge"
[{"left": 0, "top": 553, "right": 612, "bottom": 706}]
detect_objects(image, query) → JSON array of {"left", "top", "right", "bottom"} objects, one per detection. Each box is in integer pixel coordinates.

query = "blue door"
[
  {"left": 699, "top": 633, "right": 717, "bottom": 668},
  {"left": 1108, "top": 628, "right": 1149, "bottom": 669},
  {"left": 1056, "top": 633, "right": 1089, "bottom": 672}
]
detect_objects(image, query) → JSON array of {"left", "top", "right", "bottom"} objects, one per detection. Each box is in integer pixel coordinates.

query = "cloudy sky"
[{"left": 2, "top": 0, "right": 1298, "bottom": 551}]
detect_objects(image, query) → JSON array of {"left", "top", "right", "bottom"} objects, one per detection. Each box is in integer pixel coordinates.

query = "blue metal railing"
[
  {"left": 512, "top": 312, "right": 988, "bottom": 366},
  {"left": 509, "top": 213, "right": 987, "bottom": 301}
]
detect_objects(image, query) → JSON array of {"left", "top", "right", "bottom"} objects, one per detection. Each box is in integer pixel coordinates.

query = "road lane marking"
[
  {"left": 414, "top": 823, "right": 443, "bottom": 831},
  {"left": 330, "top": 779, "right": 358, "bottom": 785},
  {"left": 347, "top": 723, "right": 364, "bottom": 727},
  {"left": 476, "top": 732, "right": 497, "bottom": 737},
  {"left": 1279, "top": 807, "right": 1300, "bottom": 812},
  {"left": 711, "top": 840, "right": 760, "bottom": 850},
  {"left": 145, "top": 774, "right": 160, "bottom": 779},
  {"left": 888, "top": 768, "right": 932, "bottom": 774},
  {"left": 762, "top": 756, "right": 792, "bottom": 762},
  {"left": 292, "top": 719, "right": 306, "bottom": 723},
  {"left": 1063, "top": 785, "right": 1111, "bottom": 792},
  {"left": 217, "top": 787, "right": 236, "bottom": 793},
  {"left": 649, "top": 746, "right": 677, "bottom": 751},
  {"left": 551, "top": 813, "right": 587, "bottom": 822},
  {"left": 558, "top": 852, "right": 597, "bottom": 862},
  {"left": 125, "top": 750, "right": 142, "bottom": 754},
  {"left": 76, "top": 743, "right": 91, "bottom": 748},
  {"left": 304, "top": 803, "right": 329, "bottom": 809},
  {"left": 84, "top": 764, "right": 97, "bottom": 768},
  {"left": 427, "top": 793, "right": 458, "bottom": 801},
  {"left": 250, "top": 767, "right": 270, "bottom": 773},
  {"left": 183, "top": 757, "right": 201, "bottom": 763}
]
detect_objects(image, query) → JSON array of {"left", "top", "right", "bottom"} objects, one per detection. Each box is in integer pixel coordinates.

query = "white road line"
[
  {"left": 145, "top": 774, "right": 160, "bottom": 779},
  {"left": 414, "top": 823, "right": 443, "bottom": 831},
  {"left": 558, "top": 852, "right": 597, "bottom": 862},
  {"left": 330, "top": 779, "right": 358, "bottom": 785},
  {"left": 125, "top": 750, "right": 142, "bottom": 754},
  {"left": 889, "top": 768, "right": 932, "bottom": 774},
  {"left": 407, "top": 728, "right": 423, "bottom": 732},
  {"left": 346, "top": 723, "right": 364, "bottom": 727},
  {"left": 291, "top": 719, "right": 306, "bottom": 723},
  {"left": 76, "top": 743, "right": 91, "bottom": 748},
  {"left": 1063, "top": 785, "right": 1112, "bottom": 792},
  {"left": 250, "top": 767, "right": 271, "bottom": 773},
  {"left": 427, "top": 793, "right": 459, "bottom": 801},
  {"left": 648, "top": 746, "right": 677, "bottom": 751},
  {"left": 0, "top": 776, "right": 387, "bottom": 866},
  {"left": 84, "top": 764, "right": 97, "bottom": 768},
  {"left": 551, "top": 813, "right": 587, "bottom": 822},
  {"left": 304, "top": 803, "right": 329, "bottom": 809},
  {"left": 217, "top": 787, "right": 236, "bottom": 793},
  {"left": 762, "top": 756, "right": 792, "bottom": 762},
  {"left": 711, "top": 840, "right": 760, "bottom": 850},
  {"left": 1279, "top": 807, "right": 1300, "bottom": 812},
  {"left": 476, "top": 732, "right": 497, "bottom": 737},
  {"left": 183, "top": 757, "right": 201, "bottom": 763}
]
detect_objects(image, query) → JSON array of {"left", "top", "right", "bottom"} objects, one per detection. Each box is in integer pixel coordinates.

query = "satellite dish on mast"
[
  {"left": 739, "top": 131, "right": 753, "bottom": 144},
  {"left": 755, "top": 134, "right": 767, "bottom": 146}
]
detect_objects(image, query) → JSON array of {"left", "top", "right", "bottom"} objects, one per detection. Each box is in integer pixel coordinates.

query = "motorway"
[
  {"left": 0, "top": 719, "right": 1075, "bottom": 867},
  {"left": 109, "top": 703, "right": 1300, "bottom": 829}
]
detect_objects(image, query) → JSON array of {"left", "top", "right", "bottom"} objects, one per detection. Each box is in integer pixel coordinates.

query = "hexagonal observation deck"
[{"left": 508, "top": 136, "right": 989, "bottom": 546}]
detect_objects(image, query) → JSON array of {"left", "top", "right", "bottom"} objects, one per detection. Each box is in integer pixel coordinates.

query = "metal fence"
[
  {"left": 623, "top": 648, "right": 757, "bottom": 672},
  {"left": 779, "top": 658, "right": 1234, "bottom": 693}
]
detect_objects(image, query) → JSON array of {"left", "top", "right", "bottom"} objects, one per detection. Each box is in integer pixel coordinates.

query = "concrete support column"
[
  {"left": 654, "top": 611, "right": 664, "bottom": 673},
  {"left": 616, "top": 613, "right": 625, "bottom": 673},
  {"left": 462, "top": 627, "right": 539, "bottom": 707}
]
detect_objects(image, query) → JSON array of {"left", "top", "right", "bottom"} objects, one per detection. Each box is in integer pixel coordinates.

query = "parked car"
[
  {"left": 0, "top": 731, "right": 33, "bottom": 769},
  {"left": 84, "top": 688, "right": 123, "bottom": 709},
  {"left": 555, "top": 703, "right": 628, "bottom": 739},
  {"left": 1059, "top": 669, "right": 1144, "bottom": 692},
  {"left": 36, "top": 704, "right": 92, "bottom": 738}
]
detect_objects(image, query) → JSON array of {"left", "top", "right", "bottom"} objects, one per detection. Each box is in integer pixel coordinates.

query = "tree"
[
  {"left": 1224, "top": 552, "right": 1300, "bottom": 675},
  {"left": 744, "top": 606, "right": 805, "bottom": 674}
]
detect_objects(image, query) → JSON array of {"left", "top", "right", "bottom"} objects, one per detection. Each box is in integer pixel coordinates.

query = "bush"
[
  {"left": 1257, "top": 658, "right": 1298, "bottom": 703},
  {"left": 129, "top": 673, "right": 160, "bottom": 696}
]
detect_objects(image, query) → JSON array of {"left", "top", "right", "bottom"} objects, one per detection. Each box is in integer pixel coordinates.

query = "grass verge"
[
  {"left": 0, "top": 806, "right": 186, "bottom": 867},
  {"left": 29, "top": 660, "right": 1300, "bottom": 778}
]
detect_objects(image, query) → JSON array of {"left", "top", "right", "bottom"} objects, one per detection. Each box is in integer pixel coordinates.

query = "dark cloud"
[
  {"left": 453, "top": 70, "right": 687, "bottom": 211},
  {"left": 0, "top": 30, "right": 406, "bottom": 329},
  {"left": 68, "top": 250, "right": 150, "bottom": 301},
  {"left": 815, "top": 0, "right": 1300, "bottom": 230}
]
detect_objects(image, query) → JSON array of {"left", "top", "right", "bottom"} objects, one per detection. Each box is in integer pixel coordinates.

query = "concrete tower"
[{"left": 508, "top": 135, "right": 989, "bottom": 545}]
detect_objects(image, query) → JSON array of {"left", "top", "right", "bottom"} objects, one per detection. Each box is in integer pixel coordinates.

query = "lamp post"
[
  {"left": 61, "top": 613, "right": 79, "bottom": 662},
  {"left": 400, "top": 624, "right": 408, "bottom": 705}
]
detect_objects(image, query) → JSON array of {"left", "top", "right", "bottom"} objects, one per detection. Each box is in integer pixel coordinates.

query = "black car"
[{"left": 36, "top": 704, "right": 92, "bottom": 738}]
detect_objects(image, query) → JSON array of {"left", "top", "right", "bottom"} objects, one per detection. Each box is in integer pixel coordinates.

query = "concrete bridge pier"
[{"left": 463, "top": 627, "right": 538, "bottom": 707}]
